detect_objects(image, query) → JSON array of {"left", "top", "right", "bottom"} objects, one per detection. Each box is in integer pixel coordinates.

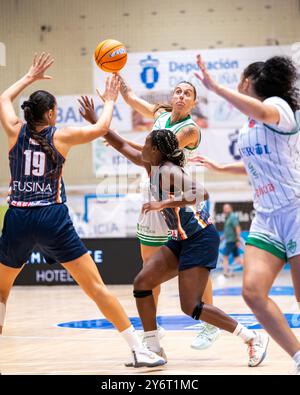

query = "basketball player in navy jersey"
[
  {"left": 0, "top": 52, "right": 165, "bottom": 368},
  {"left": 99, "top": 127, "right": 270, "bottom": 368}
]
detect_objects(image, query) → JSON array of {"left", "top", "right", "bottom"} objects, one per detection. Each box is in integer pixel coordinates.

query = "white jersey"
[
  {"left": 152, "top": 111, "right": 200, "bottom": 159},
  {"left": 137, "top": 112, "right": 200, "bottom": 245},
  {"left": 238, "top": 96, "right": 300, "bottom": 214}
]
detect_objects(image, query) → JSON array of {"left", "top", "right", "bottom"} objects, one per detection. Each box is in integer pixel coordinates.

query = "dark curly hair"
[
  {"left": 243, "top": 56, "right": 299, "bottom": 112},
  {"left": 21, "top": 90, "right": 58, "bottom": 164},
  {"left": 150, "top": 129, "right": 185, "bottom": 167}
]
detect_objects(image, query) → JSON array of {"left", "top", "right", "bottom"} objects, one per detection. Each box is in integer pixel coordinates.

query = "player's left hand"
[
  {"left": 78, "top": 96, "right": 98, "bottom": 124},
  {"left": 26, "top": 52, "right": 54, "bottom": 81},
  {"left": 142, "top": 202, "right": 164, "bottom": 214}
]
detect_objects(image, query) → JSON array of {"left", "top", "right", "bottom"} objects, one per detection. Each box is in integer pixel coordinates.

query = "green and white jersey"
[
  {"left": 152, "top": 111, "right": 201, "bottom": 158},
  {"left": 137, "top": 112, "right": 201, "bottom": 246},
  {"left": 238, "top": 96, "right": 300, "bottom": 214}
]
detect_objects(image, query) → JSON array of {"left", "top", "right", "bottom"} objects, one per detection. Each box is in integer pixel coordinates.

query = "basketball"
[{"left": 94, "top": 39, "right": 127, "bottom": 72}]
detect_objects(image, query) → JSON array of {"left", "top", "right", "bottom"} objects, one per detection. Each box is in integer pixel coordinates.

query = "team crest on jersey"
[
  {"left": 29, "top": 138, "right": 40, "bottom": 146},
  {"left": 287, "top": 239, "right": 297, "bottom": 254},
  {"left": 249, "top": 119, "right": 256, "bottom": 128}
]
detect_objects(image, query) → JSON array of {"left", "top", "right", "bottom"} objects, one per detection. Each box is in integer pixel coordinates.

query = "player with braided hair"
[
  {"left": 102, "top": 127, "right": 270, "bottom": 368},
  {"left": 81, "top": 80, "right": 219, "bottom": 350}
]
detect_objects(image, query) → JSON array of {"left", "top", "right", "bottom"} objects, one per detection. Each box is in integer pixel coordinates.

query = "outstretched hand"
[
  {"left": 194, "top": 54, "right": 219, "bottom": 92},
  {"left": 96, "top": 74, "right": 120, "bottom": 103},
  {"left": 78, "top": 96, "right": 98, "bottom": 124},
  {"left": 188, "top": 155, "right": 222, "bottom": 171},
  {"left": 26, "top": 52, "right": 54, "bottom": 81}
]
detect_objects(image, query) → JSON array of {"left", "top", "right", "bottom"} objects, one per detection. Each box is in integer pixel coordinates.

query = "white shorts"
[
  {"left": 137, "top": 210, "right": 170, "bottom": 247},
  {"left": 247, "top": 205, "right": 300, "bottom": 260}
]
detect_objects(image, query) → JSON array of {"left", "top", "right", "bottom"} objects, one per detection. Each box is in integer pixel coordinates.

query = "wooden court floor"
[{"left": 0, "top": 272, "right": 299, "bottom": 375}]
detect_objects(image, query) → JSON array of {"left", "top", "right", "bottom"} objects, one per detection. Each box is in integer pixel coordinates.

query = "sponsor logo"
[
  {"left": 247, "top": 162, "right": 259, "bottom": 179},
  {"left": 140, "top": 55, "right": 159, "bottom": 89},
  {"left": 12, "top": 181, "right": 52, "bottom": 194},
  {"left": 255, "top": 183, "right": 275, "bottom": 197},
  {"left": 109, "top": 48, "right": 126, "bottom": 58},
  {"left": 240, "top": 143, "right": 271, "bottom": 157}
]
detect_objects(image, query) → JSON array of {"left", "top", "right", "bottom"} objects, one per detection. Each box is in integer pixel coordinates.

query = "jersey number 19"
[{"left": 24, "top": 150, "right": 46, "bottom": 176}]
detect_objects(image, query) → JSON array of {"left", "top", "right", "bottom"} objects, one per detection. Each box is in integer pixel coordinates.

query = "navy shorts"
[
  {"left": 224, "top": 242, "right": 240, "bottom": 257},
  {"left": 0, "top": 204, "right": 88, "bottom": 269},
  {"left": 166, "top": 224, "right": 220, "bottom": 272}
]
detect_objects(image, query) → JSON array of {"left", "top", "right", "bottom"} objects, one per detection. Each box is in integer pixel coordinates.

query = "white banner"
[
  {"left": 68, "top": 194, "right": 142, "bottom": 238},
  {"left": 93, "top": 45, "right": 293, "bottom": 131},
  {"left": 93, "top": 132, "right": 148, "bottom": 176}
]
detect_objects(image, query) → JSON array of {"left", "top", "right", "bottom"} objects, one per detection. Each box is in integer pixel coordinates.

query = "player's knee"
[
  {"left": 242, "top": 283, "right": 267, "bottom": 308},
  {"left": 87, "top": 282, "right": 108, "bottom": 301},
  {"left": 133, "top": 272, "right": 151, "bottom": 291},
  {"left": 181, "top": 300, "right": 204, "bottom": 319}
]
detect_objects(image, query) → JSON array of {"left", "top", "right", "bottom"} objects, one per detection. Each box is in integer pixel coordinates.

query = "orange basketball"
[{"left": 94, "top": 39, "right": 127, "bottom": 72}]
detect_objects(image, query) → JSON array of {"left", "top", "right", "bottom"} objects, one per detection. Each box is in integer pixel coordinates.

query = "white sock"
[
  {"left": 298, "top": 302, "right": 300, "bottom": 311},
  {"left": 120, "top": 325, "right": 143, "bottom": 351},
  {"left": 143, "top": 330, "right": 161, "bottom": 353},
  {"left": 0, "top": 303, "right": 5, "bottom": 327},
  {"left": 233, "top": 323, "right": 255, "bottom": 343},
  {"left": 293, "top": 350, "right": 300, "bottom": 366}
]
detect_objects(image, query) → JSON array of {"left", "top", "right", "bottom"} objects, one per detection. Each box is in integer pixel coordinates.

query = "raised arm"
[
  {"left": 195, "top": 55, "right": 280, "bottom": 124},
  {"left": 0, "top": 52, "right": 54, "bottom": 146},
  {"left": 78, "top": 95, "right": 144, "bottom": 152},
  {"left": 189, "top": 155, "right": 247, "bottom": 175},
  {"left": 118, "top": 74, "right": 156, "bottom": 119},
  {"left": 54, "top": 76, "right": 120, "bottom": 156},
  {"left": 104, "top": 129, "right": 150, "bottom": 171}
]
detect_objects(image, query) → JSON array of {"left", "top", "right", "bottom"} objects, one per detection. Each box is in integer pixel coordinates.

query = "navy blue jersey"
[
  {"left": 8, "top": 124, "right": 66, "bottom": 207},
  {"left": 150, "top": 165, "right": 212, "bottom": 240}
]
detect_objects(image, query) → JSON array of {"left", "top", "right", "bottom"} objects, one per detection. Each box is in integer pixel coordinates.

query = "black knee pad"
[
  {"left": 133, "top": 290, "right": 153, "bottom": 299},
  {"left": 191, "top": 302, "right": 204, "bottom": 320}
]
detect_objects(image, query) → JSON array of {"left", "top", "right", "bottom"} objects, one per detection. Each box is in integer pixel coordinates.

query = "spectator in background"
[{"left": 222, "top": 204, "right": 243, "bottom": 277}]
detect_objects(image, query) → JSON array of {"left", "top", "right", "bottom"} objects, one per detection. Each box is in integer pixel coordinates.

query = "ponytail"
[{"left": 21, "top": 90, "right": 58, "bottom": 165}]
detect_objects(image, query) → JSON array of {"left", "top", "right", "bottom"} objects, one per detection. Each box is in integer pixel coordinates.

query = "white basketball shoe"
[{"left": 247, "top": 331, "right": 269, "bottom": 367}]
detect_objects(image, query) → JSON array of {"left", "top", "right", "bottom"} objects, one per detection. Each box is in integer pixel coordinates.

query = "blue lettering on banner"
[
  {"left": 56, "top": 104, "right": 121, "bottom": 125},
  {"left": 229, "top": 130, "right": 241, "bottom": 160},
  {"left": 57, "top": 312, "right": 300, "bottom": 331},
  {"left": 169, "top": 59, "right": 239, "bottom": 74},
  {"left": 93, "top": 223, "right": 120, "bottom": 235},
  {"left": 27, "top": 250, "right": 103, "bottom": 264}
]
